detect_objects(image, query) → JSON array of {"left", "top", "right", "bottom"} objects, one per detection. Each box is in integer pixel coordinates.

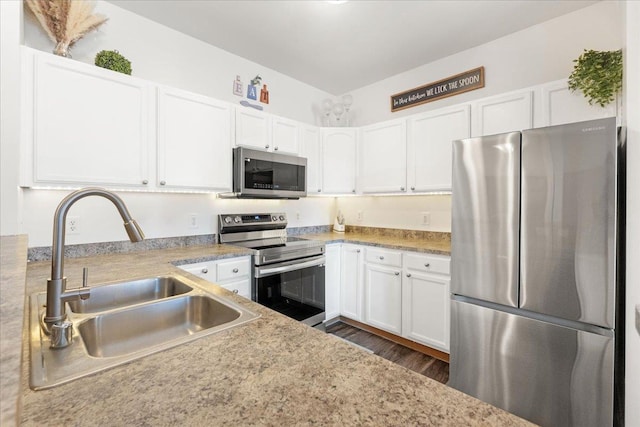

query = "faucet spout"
[{"left": 44, "top": 187, "right": 145, "bottom": 347}]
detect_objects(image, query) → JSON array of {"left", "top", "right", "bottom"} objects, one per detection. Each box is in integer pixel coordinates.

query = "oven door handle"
[{"left": 255, "top": 257, "right": 326, "bottom": 278}]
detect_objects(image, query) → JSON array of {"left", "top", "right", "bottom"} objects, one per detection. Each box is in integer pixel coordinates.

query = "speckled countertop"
[
  {"left": 301, "top": 231, "right": 452, "bottom": 255},
  {"left": 12, "top": 239, "right": 534, "bottom": 426}
]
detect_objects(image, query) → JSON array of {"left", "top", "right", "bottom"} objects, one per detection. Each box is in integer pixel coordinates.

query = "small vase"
[{"left": 53, "top": 41, "right": 72, "bottom": 58}]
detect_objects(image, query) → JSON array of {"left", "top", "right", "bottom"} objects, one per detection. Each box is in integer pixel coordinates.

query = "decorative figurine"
[
  {"left": 233, "top": 75, "right": 243, "bottom": 96},
  {"left": 260, "top": 84, "right": 270, "bottom": 104}
]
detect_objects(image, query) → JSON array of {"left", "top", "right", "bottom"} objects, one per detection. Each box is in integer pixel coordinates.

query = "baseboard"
[{"left": 338, "top": 316, "right": 450, "bottom": 363}]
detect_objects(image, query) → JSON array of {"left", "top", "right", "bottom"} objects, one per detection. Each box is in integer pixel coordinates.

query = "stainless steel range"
[{"left": 218, "top": 213, "right": 326, "bottom": 327}]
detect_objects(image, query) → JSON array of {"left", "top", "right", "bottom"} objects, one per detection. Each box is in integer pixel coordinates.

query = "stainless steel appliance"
[
  {"left": 219, "top": 213, "right": 325, "bottom": 326},
  {"left": 230, "top": 147, "right": 307, "bottom": 199},
  {"left": 449, "top": 117, "right": 625, "bottom": 427}
]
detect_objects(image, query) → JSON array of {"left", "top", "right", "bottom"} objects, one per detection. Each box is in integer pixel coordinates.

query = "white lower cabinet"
[
  {"left": 364, "top": 262, "right": 403, "bottom": 335},
  {"left": 177, "top": 256, "right": 251, "bottom": 299},
  {"left": 325, "top": 243, "right": 342, "bottom": 321},
  {"left": 340, "top": 244, "right": 364, "bottom": 321},
  {"left": 402, "top": 257, "right": 450, "bottom": 352}
]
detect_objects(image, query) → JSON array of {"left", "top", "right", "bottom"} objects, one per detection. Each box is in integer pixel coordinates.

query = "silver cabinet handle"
[
  {"left": 318, "top": 189, "right": 322, "bottom": 192},
  {"left": 352, "top": 189, "right": 356, "bottom": 193},
  {"left": 424, "top": 263, "right": 430, "bottom": 268},
  {"left": 411, "top": 186, "right": 415, "bottom": 191},
  {"left": 232, "top": 289, "right": 239, "bottom": 294},
  {"left": 142, "top": 179, "right": 149, "bottom": 185},
  {"left": 400, "top": 187, "right": 405, "bottom": 191},
  {"left": 395, "top": 272, "right": 400, "bottom": 276},
  {"left": 201, "top": 268, "right": 208, "bottom": 274},
  {"left": 160, "top": 180, "right": 166, "bottom": 186},
  {"left": 232, "top": 268, "right": 239, "bottom": 273},
  {"left": 356, "top": 249, "right": 361, "bottom": 253},
  {"left": 379, "top": 256, "right": 384, "bottom": 260},
  {"left": 406, "top": 273, "right": 412, "bottom": 278},
  {"left": 274, "top": 146, "right": 279, "bottom": 151},
  {"left": 265, "top": 144, "right": 270, "bottom": 149}
]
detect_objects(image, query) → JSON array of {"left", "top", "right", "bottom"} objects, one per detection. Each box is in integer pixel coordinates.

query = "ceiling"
[{"left": 108, "top": 0, "right": 598, "bottom": 95}]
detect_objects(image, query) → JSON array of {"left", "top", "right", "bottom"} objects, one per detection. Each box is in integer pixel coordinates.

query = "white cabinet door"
[
  {"left": 235, "top": 107, "right": 271, "bottom": 151},
  {"left": 364, "top": 263, "right": 403, "bottom": 335},
  {"left": 29, "top": 50, "right": 151, "bottom": 187},
  {"left": 325, "top": 243, "right": 342, "bottom": 321},
  {"left": 340, "top": 244, "right": 364, "bottom": 321},
  {"left": 472, "top": 90, "right": 533, "bottom": 137},
  {"left": 402, "top": 271, "right": 450, "bottom": 352},
  {"left": 322, "top": 128, "right": 358, "bottom": 194},
  {"left": 301, "top": 125, "right": 322, "bottom": 195},
  {"left": 539, "top": 79, "right": 617, "bottom": 127},
  {"left": 360, "top": 119, "right": 407, "bottom": 194},
  {"left": 271, "top": 116, "right": 300, "bottom": 154},
  {"left": 157, "top": 87, "right": 232, "bottom": 191},
  {"left": 407, "top": 105, "right": 470, "bottom": 192}
]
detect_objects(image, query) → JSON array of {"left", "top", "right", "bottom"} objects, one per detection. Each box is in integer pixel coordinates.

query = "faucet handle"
[{"left": 81, "top": 267, "right": 90, "bottom": 300}]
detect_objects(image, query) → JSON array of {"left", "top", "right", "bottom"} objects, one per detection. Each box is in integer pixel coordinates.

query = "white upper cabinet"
[
  {"left": 300, "top": 125, "right": 322, "bottom": 195},
  {"left": 471, "top": 90, "right": 533, "bottom": 137},
  {"left": 321, "top": 128, "right": 358, "bottom": 194},
  {"left": 157, "top": 86, "right": 232, "bottom": 191},
  {"left": 359, "top": 119, "right": 407, "bottom": 194},
  {"left": 538, "top": 79, "right": 617, "bottom": 128},
  {"left": 407, "top": 104, "right": 470, "bottom": 192},
  {"left": 234, "top": 108, "right": 300, "bottom": 155},
  {"left": 234, "top": 107, "right": 272, "bottom": 151},
  {"left": 271, "top": 116, "right": 300, "bottom": 154},
  {"left": 25, "top": 49, "right": 151, "bottom": 187}
]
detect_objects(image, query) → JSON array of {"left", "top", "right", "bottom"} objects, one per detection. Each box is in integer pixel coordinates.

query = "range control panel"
[{"left": 219, "top": 213, "right": 287, "bottom": 231}]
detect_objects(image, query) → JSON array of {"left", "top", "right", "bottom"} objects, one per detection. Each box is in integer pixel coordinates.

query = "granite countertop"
[
  {"left": 16, "top": 242, "right": 532, "bottom": 426},
  {"left": 300, "top": 231, "right": 452, "bottom": 255}
]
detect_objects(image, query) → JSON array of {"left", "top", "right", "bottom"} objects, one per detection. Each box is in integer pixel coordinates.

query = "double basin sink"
[{"left": 30, "top": 275, "right": 259, "bottom": 390}]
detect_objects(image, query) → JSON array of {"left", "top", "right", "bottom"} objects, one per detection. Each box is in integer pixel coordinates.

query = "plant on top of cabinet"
[
  {"left": 95, "top": 50, "right": 132, "bottom": 75},
  {"left": 568, "top": 49, "right": 623, "bottom": 107},
  {"left": 25, "top": 0, "right": 108, "bottom": 58}
]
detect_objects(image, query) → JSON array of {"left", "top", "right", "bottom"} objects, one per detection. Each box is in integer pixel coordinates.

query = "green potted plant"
[
  {"left": 95, "top": 50, "right": 132, "bottom": 75},
  {"left": 568, "top": 49, "right": 622, "bottom": 107}
]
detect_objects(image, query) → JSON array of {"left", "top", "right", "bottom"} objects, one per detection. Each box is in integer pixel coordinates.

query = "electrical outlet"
[
  {"left": 66, "top": 216, "right": 80, "bottom": 235},
  {"left": 188, "top": 214, "right": 199, "bottom": 229},
  {"left": 356, "top": 211, "right": 363, "bottom": 221},
  {"left": 421, "top": 212, "right": 431, "bottom": 226}
]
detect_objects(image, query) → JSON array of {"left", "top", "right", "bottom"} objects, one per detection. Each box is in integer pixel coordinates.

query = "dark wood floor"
[{"left": 326, "top": 321, "right": 449, "bottom": 384}]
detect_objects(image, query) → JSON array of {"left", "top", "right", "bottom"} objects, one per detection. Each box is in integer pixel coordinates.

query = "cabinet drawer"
[
  {"left": 219, "top": 279, "right": 251, "bottom": 299},
  {"left": 365, "top": 248, "right": 402, "bottom": 268},
  {"left": 404, "top": 253, "right": 450, "bottom": 275},
  {"left": 216, "top": 258, "right": 250, "bottom": 281},
  {"left": 179, "top": 262, "right": 216, "bottom": 281}
]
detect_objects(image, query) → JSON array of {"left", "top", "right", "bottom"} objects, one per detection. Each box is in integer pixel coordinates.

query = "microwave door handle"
[{"left": 255, "top": 257, "right": 325, "bottom": 277}]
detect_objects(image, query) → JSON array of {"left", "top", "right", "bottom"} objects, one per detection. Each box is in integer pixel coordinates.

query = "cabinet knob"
[
  {"left": 265, "top": 144, "right": 270, "bottom": 149},
  {"left": 395, "top": 272, "right": 400, "bottom": 276},
  {"left": 201, "top": 268, "right": 208, "bottom": 274},
  {"left": 233, "top": 289, "right": 239, "bottom": 294},
  {"left": 274, "top": 146, "right": 279, "bottom": 151},
  {"left": 318, "top": 189, "right": 322, "bottom": 192},
  {"left": 142, "top": 179, "right": 149, "bottom": 185},
  {"left": 356, "top": 249, "right": 361, "bottom": 253},
  {"left": 400, "top": 187, "right": 405, "bottom": 191},
  {"left": 406, "top": 273, "right": 412, "bottom": 278},
  {"left": 352, "top": 189, "right": 356, "bottom": 193},
  {"left": 160, "top": 180, "right": 166, "bottom": 186},
  {"left": 411, "top": 186, "right": 415, "bottom": 191},
  {"left": 232, "top": 268, "right": 239, "bottom": 273},
  {"left": 424, "top": 263, "right": 430, "bottom": 268},
  {"left": 379, "top": 256, "right": 384, "bottom": 260}
]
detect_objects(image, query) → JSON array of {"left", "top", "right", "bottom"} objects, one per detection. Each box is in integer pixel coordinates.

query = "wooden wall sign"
[{"left": 391, "top": 67, "right": 485, "bottom": 112}]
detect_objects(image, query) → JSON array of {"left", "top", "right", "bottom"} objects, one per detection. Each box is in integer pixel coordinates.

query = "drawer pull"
[
  {"left": 406, "top": 273, "right": 411, "bottom": 278},
  {"left": 395, "top": 272, "right": 400, "bottom": 276},
  {"left": 356, "top": 249, "right": 361, "bottom": 253},
  {"left": 160, "top": 180, "right": 166, "bottom": 186},
  {"left": 201, "top": 268, "right": 208, "bottom": 274},
  {"left": 424, "top": 263, "right": 430, "bottom": 268},
  {"left": 265, "top": 144, "right": 270, "bottom": 149},
  {"left": 233, "top": 289, "right": 239, "bottom": 294},
  {"left": 411, "top": 186, "right": 415, "bottom": 191},
  {"left": 379, "top": 256, "right": 385, "bottom": 260},
  {"left": 232, "top": 268, "right": 239, "bottom": 273}
]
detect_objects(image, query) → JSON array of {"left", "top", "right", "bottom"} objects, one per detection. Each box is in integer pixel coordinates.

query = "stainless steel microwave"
[{"left": 232, "top": 147, "right": 307, "bottom": 199}]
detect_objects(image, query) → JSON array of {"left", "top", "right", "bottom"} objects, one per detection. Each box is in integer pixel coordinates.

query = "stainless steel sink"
[
  {"left": 29, "top": 274, "right": 259, "bottom": 390},
  {"left": 67, "top": 276, "right": 193, "bottom": 314}
]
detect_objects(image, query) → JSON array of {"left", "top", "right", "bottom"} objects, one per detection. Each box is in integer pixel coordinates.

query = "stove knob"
[
  {"left": 279, "top": 215, "right": 285, "bottom": 221},
  {"left": 224, "top": 216, "right": 232, "bottom": 224},
  {"left": 234, "top": 216, "right": 241, "bottom": 224},
  {"left": 271, "top": 215, "right": 278, "bottom": 222}
]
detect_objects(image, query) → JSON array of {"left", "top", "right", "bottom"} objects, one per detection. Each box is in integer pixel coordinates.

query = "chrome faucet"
[{"left": 44, "top": 187, "right": 145, "bottom": 348}]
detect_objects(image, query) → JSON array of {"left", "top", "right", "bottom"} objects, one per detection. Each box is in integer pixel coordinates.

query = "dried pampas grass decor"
[{"left": 25, "top": 0, "right": 108, "bottom": 58}]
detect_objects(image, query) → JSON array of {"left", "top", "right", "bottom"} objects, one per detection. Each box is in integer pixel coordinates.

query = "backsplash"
[
  {"left": 27, "top": 234, "right": 217, "bottom": 262},
  {"left": 344, "top": 225, "right": 451, "bottom": 242},
  {"left": 287, "top": 225, "right": 332, "bottom": 235}
]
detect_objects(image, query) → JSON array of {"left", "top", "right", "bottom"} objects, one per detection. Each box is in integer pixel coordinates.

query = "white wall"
[
  {"left": 22, "top": 1, "right": 331, "bottom": 125},
  {"left": 624, "top": 2, "right": 640, "bottom": 425},
  {"left": 336, "top": 195, "right": 451, "bottom": 232},
  {"left": 0, "top": 0, "right": 23, "bottom": 236},
  {"left": 348, "top": 1, "right": 623, "bottom": 125}
]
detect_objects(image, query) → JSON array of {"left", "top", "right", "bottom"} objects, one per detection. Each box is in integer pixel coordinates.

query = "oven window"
[
  {"left": 256, "top": 264, "right": 324, "bottom": 321},
  {"left": 244, "top": 158, "right": 305, "bottom": 191}
]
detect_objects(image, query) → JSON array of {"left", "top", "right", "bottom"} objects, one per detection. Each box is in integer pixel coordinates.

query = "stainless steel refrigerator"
[{"left": 449, "top": 117, "right": 625, "bottom": 427}]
